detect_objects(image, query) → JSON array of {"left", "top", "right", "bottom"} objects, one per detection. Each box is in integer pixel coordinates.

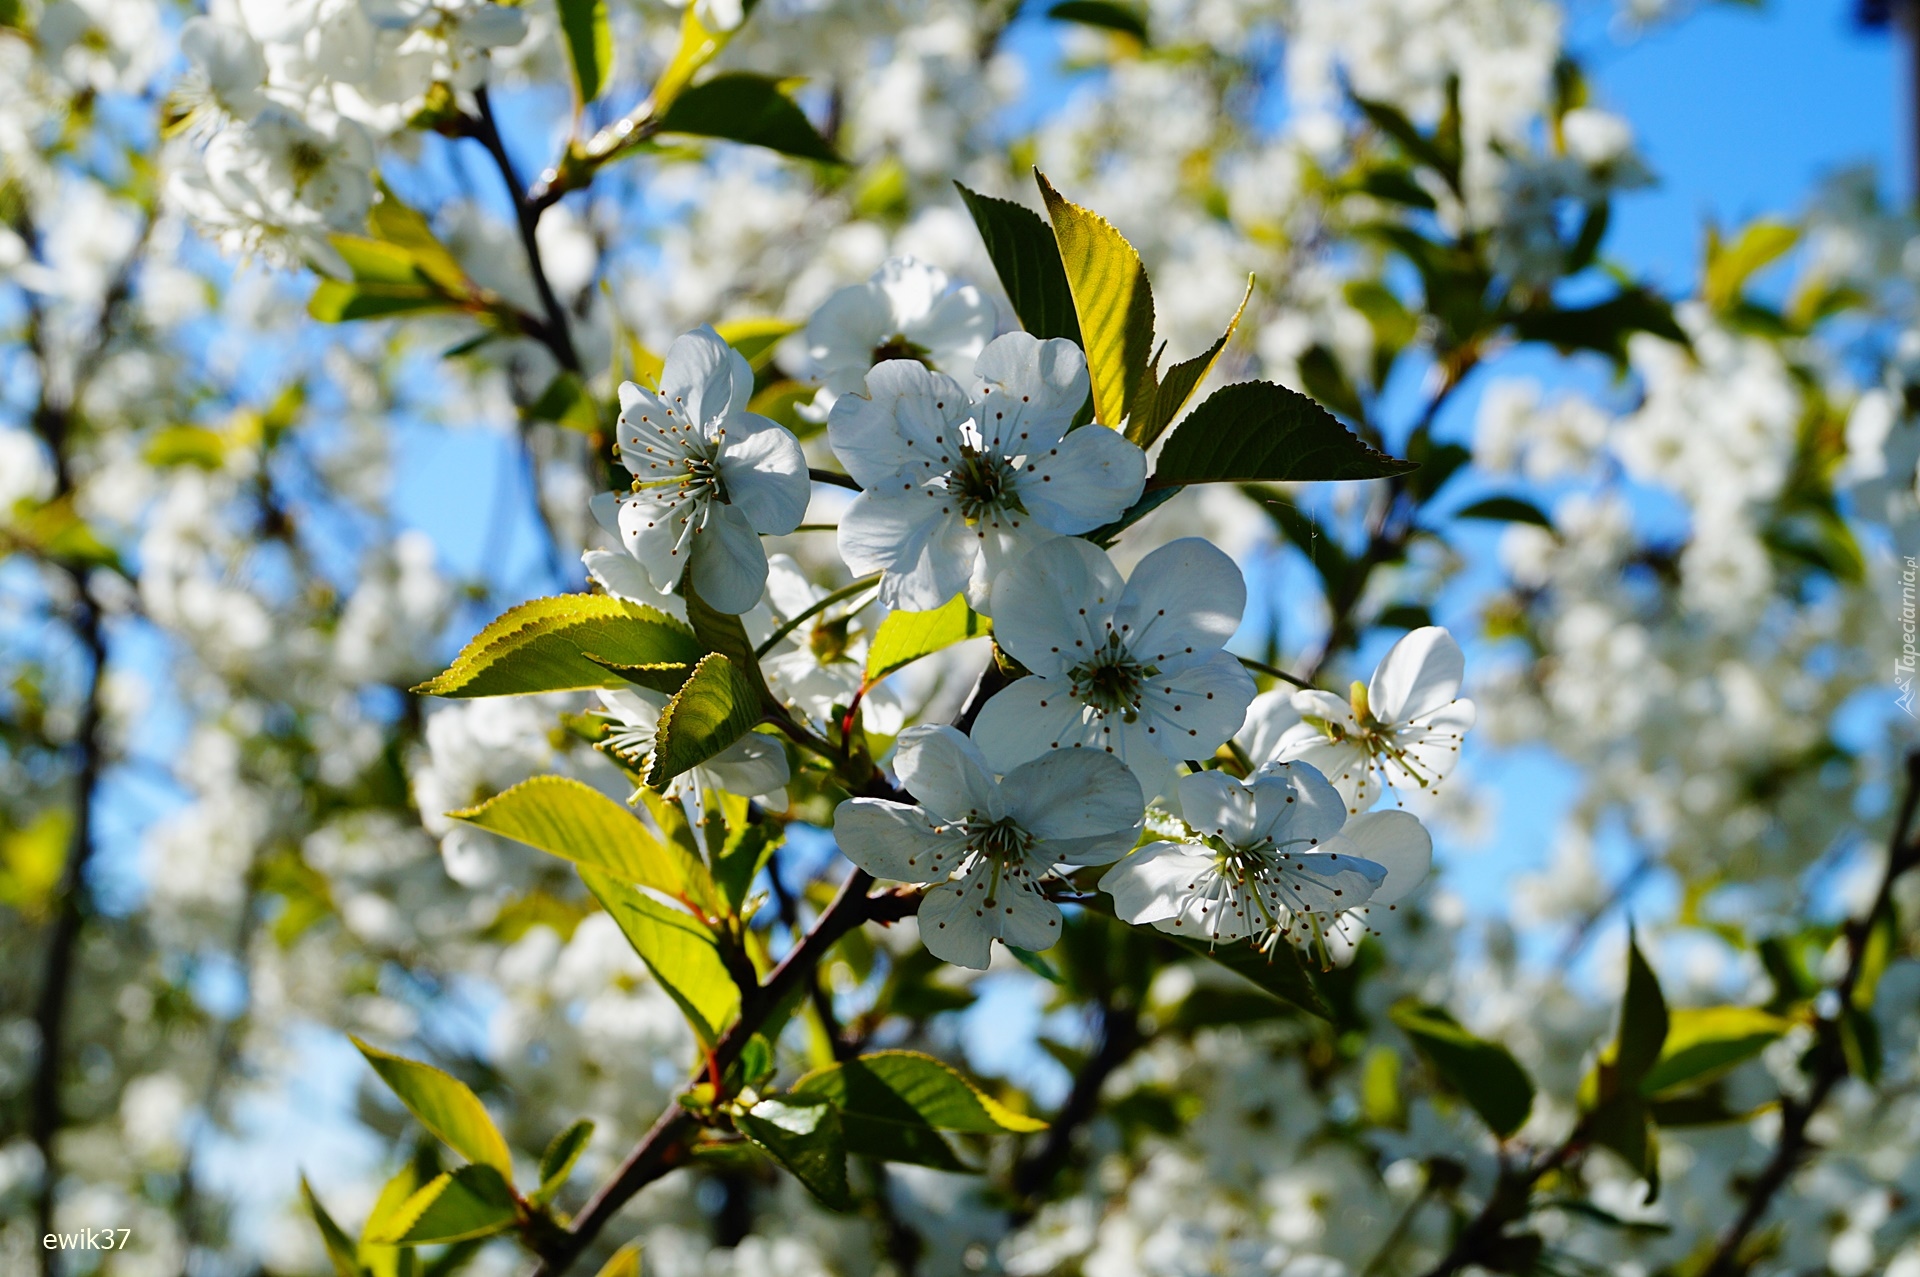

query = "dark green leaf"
[
  {"left": 1046, "top": 0, "right": 1147, "bottom": 42},
  {"left": 1126, "top": 276, "right": 1252, "bottom": 449},
  {"left": 301, "top": 1177, "right": 362, "bottom": 1277},
  {"left": 1007, "top": 946, "right": 1064, "bottom": 984},
  {"left": 1148, "top": 382, "right": 1415, "bottom": 489},
  {"left": 1295, "top": 344, "right": 1365, "bottom": 423},
  {"left": 792, "top": 1050, "right": 1048, "bottom": 1135},
  {"left": 1567, "top": 201, "right": 1610, "bottom": 274},
  {"left": 954, "top": 183, "right": 1082, "bottom": 343},
  {"left": 557, "top": 0, "right": 614, "bottom": 104},
  {"left": 1453, "top": 496, "right": 1553, "bottom": 528},
  {"left": 1158, "top": 932, "right": 1328, "bottom": 1019},
  {"left": 1389, "top": 1002, "right": 1535, "bottom": 1138},
  {"left": 1584, "top": 1093, "right": 1658, "bottom": 1200},
  {"left": 657, "top": 74, "right": 841, "bottom": 163},
  {"left": 737, "top": 1097, "right": 853, "bottom": 1209},
  {"left": 1352, "top": 95, "right": 1459, "bottom": 188},
  {"left": 1356, "top": 166, "right": 1437, "bottom": 210},
  {"left": 1615, "top": 929, "right": 1669, "bottom": 1091},
  {"left": 1509, "top": 289, "right": 1688, "bottom": 365}
]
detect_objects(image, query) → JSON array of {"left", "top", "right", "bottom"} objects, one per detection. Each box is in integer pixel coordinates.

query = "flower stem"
[{"left": 753, "top": 573, "right": 881, "bottom": 659}]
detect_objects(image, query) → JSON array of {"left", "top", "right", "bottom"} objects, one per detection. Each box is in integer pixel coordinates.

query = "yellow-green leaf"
[
  {"left": 864, "top": 596, "right": 991, "bottom": 684},
  {"left": 646, "top": 653, "right": 763, "bottom": 790},
  {"left": 0, "top": 808, "right": 71, "bottom": 920},
  {"left": 1638, "top": 1006, "right": 1790, "bottom": 1098},
  {"left": 448, "top": 775, "right": 706, "bottom": 899},
  {"left": 369, "top": 180, "right": 468, "bottom": 295},
  {"left": 1127, "top": 275, "right": 1251, "bottom": 448},
  {"left": 535, "top": 1118, "right": 595, "bottom": 1204},
  {"left": 1037, "top": 169, "right": 1155, "bottom": 430},
  {"left": 651, "top": 1, "right": 730, "bottom": 111},
  {"left": 594, "top": 1244, "right": 643, "bottom": 1277},
  {"left": 363, "top": 1165, "right": 518, "bottom": 1246},
  {"left": 793, "top": 1049, "right": 1047, "bottom": 1134},
  {"left": 1705, "top": 218, "right": 1798, "bottom": 313},
  {"left": 582, "top": 868, "right": 741, "bottom": 1045},
  {"left": 714, "top": 317, "right": 801, "bottom": 370},
  {"left": 351, "top": 1038, "right": 514, "bottom": 1177},
  {"left": 414, "top": 594, "right": 704, "bottom": 699}
]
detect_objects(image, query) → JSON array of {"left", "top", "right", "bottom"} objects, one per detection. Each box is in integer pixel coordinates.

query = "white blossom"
[
  {"left": 970, "top": 536, "right": 1257, "bottom": 807},
  {"left": 591, "top": 326, "right": 810, "bottom": 614},
  {"left": 805, "top": 256, "right": 995, "bottom": 409},
  {"left": 831, "top": 331, "right": 1146, "bottom": 612},
  {"left": 833, "top": 724, "right": 1142, "bottom": 968}
]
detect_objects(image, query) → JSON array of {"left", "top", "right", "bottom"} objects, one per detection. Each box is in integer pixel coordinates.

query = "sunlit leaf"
[
  {"left": 1037, "top": 169, "right": 1155, "bottom": 429},
  {"left": 646, "top": 653, "right": 764, "bottom": 790},
  {"left": 557, "top": 0, "right": 614, "bottom": 105},
  {"left": 448, "top": 776, "right": 706, "bottom": 899},
  {"left": 363, "top": 1165, "right": 518, "bottom": 1246},
  {"left": 736, "top": 1097, "right": 852, "bottom": 1209},
  {"left": 351, "top": 1039, "right": 515, "bottom": 1178},
  {"left": 1638, "top": 1006, "right": 1789, "bottom": 1097},
  {"left": 864, "top": 595, "right": 991, "bottom": 684},
  {"left": 413, "top": 595, "right": 703, "bottom": 699},
  {"left": 954, "top": 183, "right": 1082, "bottom": 343},
  {"left": 582, "top": 868, "right": 740, "bottom": 1045}
]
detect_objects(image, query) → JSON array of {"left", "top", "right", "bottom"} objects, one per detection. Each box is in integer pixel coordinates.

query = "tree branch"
[
  {"left": 528, "top": 869, "right": 920, "bottom": 1276},
  {"left": 1009, "top": 1000, "right": 1142, "bottom": 1212},
  {"left": 469, "top": 87, "right": 580, "bottom": 375},
  {"left": 1697, "top": 749, "right": 1920, "bottom": 1277}
]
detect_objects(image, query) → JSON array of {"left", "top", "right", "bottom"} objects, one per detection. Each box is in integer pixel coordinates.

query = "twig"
[
  {"left": 528, "top": 870, "right": 919, "bottom": 1276},
  {"left": 1237, "top": 655, "right": 1311, "bottom": 689},
  {"left": 1697, "top": 750, "right": 1920, "bottom": 1277},
  {"left": 469, "top": 87, "right": 580, "bottom": 375},
  {"left": 808, "top": 467, "right": 862, "bottom": 491},
  {"left": 754, "top": 573, "right": 881, "bottom": 659},
  {"left": 1009, "top": 1001, "right": 1142, "bottom": 1212}
]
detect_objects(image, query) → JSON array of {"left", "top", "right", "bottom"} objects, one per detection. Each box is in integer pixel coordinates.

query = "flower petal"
[
  {"left": 1336, "top": 810, "right": 1431, "bottom": 905},
  {"left": 1247, "top": 761, "right": 1348, "bottom": 846},
  {"left": 1001, "top": 748, "right": 1143, "bottom": 853},
  {"left": 927, "top": 867, "right": 1062, "bottom": 962},
  {"left": 719, "top": 414, "right": 809, "bottom": 534},
  {"left": 690, "top": 501, "right": 770, "bottom": 614},
  {"left": 1238, "top": 688, "right": 1301, "bottom": 765},
  {"left": 873, "top": 257, "right": 948, "bottom": 323},
  {"left": 702, "top": 729, "right": 792, "bottom": 799},
  {"left": 894, "top": 724, "right": 1004, "bottom": 824},
  {"left": 616, "top": 490, "right": 695, "bottom": 595},
  {"left": 1175, "top": 770, "right": 1260, "bottom": 846},
  {"left": 833, "top": 798, "right": 965, "bottom": 884},
  {"left": 1367, "top": 626, "right": 1465, "bottom": 724},
  {"left": 1265, "top": 849, "right": 1385, "bottom": 916},
  {"left": 806, "top": 280, "right": 892, "bottom": 378},
  {"left": 916, "top": 877, "right": 995, "bottom": 969},
  {"left": 986, "top": 535, "right": 1123, "bottom": 677},
  {"left": 1009, "top": 418, "right": 1146, "bottom": 535},
  {"left": 826, "top": 360, "right": 973, "bottom": 491},
  {"left": 1100, "top": 842, "right": 1215, "bottom": 925},
  {"left": 1271, "top": 728, "right": 1374, "bottom": 815},
  {"left": 1112, "top": 538, "right": 1247, "bottom": 658},
  {"left": 967, "top": 513, "right": 1058, "bottom": 615},
  {"left": 971, "top": 332, "right": 1089, "bottom": 454},
  {"left": 908, "top": 284, "right": 995, "bottom": 372},
  {"left": 838, "top": 491, "right": 976, "bottom": 611},
  {"left": 967, "top": 675, "right": 1089, "bottom": 772},
  {"left": 1132, "top": 650, "right": 1258, "bottom": 760},
  {"left": 660, "top": 325, "right": 748, "bottom": 430}
]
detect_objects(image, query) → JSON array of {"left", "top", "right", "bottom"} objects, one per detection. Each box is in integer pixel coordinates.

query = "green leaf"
[
  {"left": 1148, "top": 382, "right": 1416, "bottom": 490},
  {"left": 794, "top": 1050, "right": 1046, "bottom": 1132},
  {"left": 351, "top": 1039, "right": 514, "bottom": 1177},
  {"left": 1389, "top": 1002, "right": 1535, "bottom": 1138},
  {"left": 1158, "top": 932, "right": 1328, "bottom": 1018},
  {"left": 1585, "top": 1094, "right": 1658, "bottom": 1198},
  {"left": 1638, "top": 1007, "right": 1789, "bottom": 1098},
  {"left": 791, "top": 1050, "right": 1042, "bottom": 1168},
  {"left": 145, "top": 425, "right": 229, "bottom": 470},
  {"left": 447, "top": 775, "right": 705, "bottom": 899},
  {"left": 557, "top": 0, "right": 614, "bottom": 104},
  {"left": 953, "top": 183, "right": 1082, "bottom": 344},
  {"left": 736, "top": 1097, "right": 852, "bottom": 1209},
  {"left": 1127, "top": 276, "right": 1251, "bottom": 449},
  {"left": 1454, "top": 496, "right": 1553, "bottom": 528},
  {"left": 713, "top": 821, "right": 775, "bottom": 914},
  {"left": 301, "top": 1177, "right": 363, "bottom": 1277},
  {"left": 1007, "top": 946, "right": 1064, "bottom": 985},
  {"left": 657, "top": 74, "right": 841, "bottom": 164},
  {"left": 1352, "top": 94, "right": 1459, "bottom": 189},
  {"left": 1046, "top": 0, "right": 1147, "bottom": 42},
  {"left": 1615, "top": 928, "right": 1670, "bottom": 1091},
  {"left": 1509, "top": 289, "right": 1687, "bottom": 365},
  {"left": 369, "top": 181, "right": 468, "bottom": 295},
  {"left": 582, "top": 868, "right": 740, "bottom": 1045},
  {"left": 1705, "top": 219, "right": 1798, "bottom": 312},
  {"left": 413, "top": 594, "right": 704, "bottom": 699},
  {"left": 646, "top": 653, "right": 763, "bottom": 790},
  {"left": 864, "top": 595, "right": 991, "bottom": 684},
  {"left": 360, "top": 1163, "right": 425, "bottom": 1274},
  {"left": 1036, "top": 170, "right": 1156, "bottom": 430},
  {"left": 528, "top": 372, "right": 601, "bottom": 434},
  {"left": 686, "top": 581, "right": 777, "bottom": 706},
  {"left": 309, "top": 279, "right": 450, "bottom": 323},
  {"left": 364, "top": 1166, "right": 519, "bottom": 1246},
  {"left": 534, "top": 1118, "right": 595, "bottom": 1204}
]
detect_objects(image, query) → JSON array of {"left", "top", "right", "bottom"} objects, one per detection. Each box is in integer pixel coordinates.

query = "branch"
[
  {"left": 1697, "top": 749, "right": 1920, "bottom": 1277},
  {"left": 529, "top": 869, "right": 920, "bottom": 1276},
  {"left": 1009, "top": 1000, "right": 1142, "bottom": 1213},
  {"left": 468, "top": 87, "right": 580, "bottom": 375}
]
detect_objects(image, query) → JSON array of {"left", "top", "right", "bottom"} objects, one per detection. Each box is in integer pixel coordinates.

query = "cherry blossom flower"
[
  {"left": 830, "top": 331, "right": 1146, "bottom": 612},
  {"left": 1261, "top": 626, "right": 1476, "bottom": 814},
  {"left": 760, "top": 554, "right": 907, "bottom": 735},
  {"left": 968, "top": 537, "right": 1257, "bottom": 806},
  {"left": 832, "top": 725, "right": 1142, "bottom": 968},
  {"left": 590, "top": 326, "right": 810, "bottom": 614},
  {"left": 806, "top": 257, "right": 995, "bottom": 408}
]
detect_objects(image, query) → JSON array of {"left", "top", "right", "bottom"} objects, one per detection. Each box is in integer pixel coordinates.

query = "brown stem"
[
  {"left": 470, "top": 87, "right": 580, "bottom": 375},
  {"left": 1009, "top": 1001, "right": 1143, "bottom": 1211},
  {"left": 528, "top": 870, "right": 919, "bottom": 1276},
  {"left": 1697, "top": 750, "right": 1920, "bottom": 1277}
]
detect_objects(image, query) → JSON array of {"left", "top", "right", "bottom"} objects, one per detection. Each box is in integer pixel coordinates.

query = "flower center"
[
  {"left": 808, "top": 617, "right": 853, "bottom": 665},
  {"left": 1068, "top": 631, "right": 1156, "bottom": 721},
  {"left": 943, "top": 446, "right": 1023, "bottom": 523},
  {"left": 634, "top": 440, "right": 730, "bottom": 506},
  {"left": 961, "top": 816, "right": 1033, "bottom": 861},
  {"left": 287, "top": 138, "right": 331, "bottom": 185},
  {"left": 870, "top": 333, "right": 932, "bottom": 366}
]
